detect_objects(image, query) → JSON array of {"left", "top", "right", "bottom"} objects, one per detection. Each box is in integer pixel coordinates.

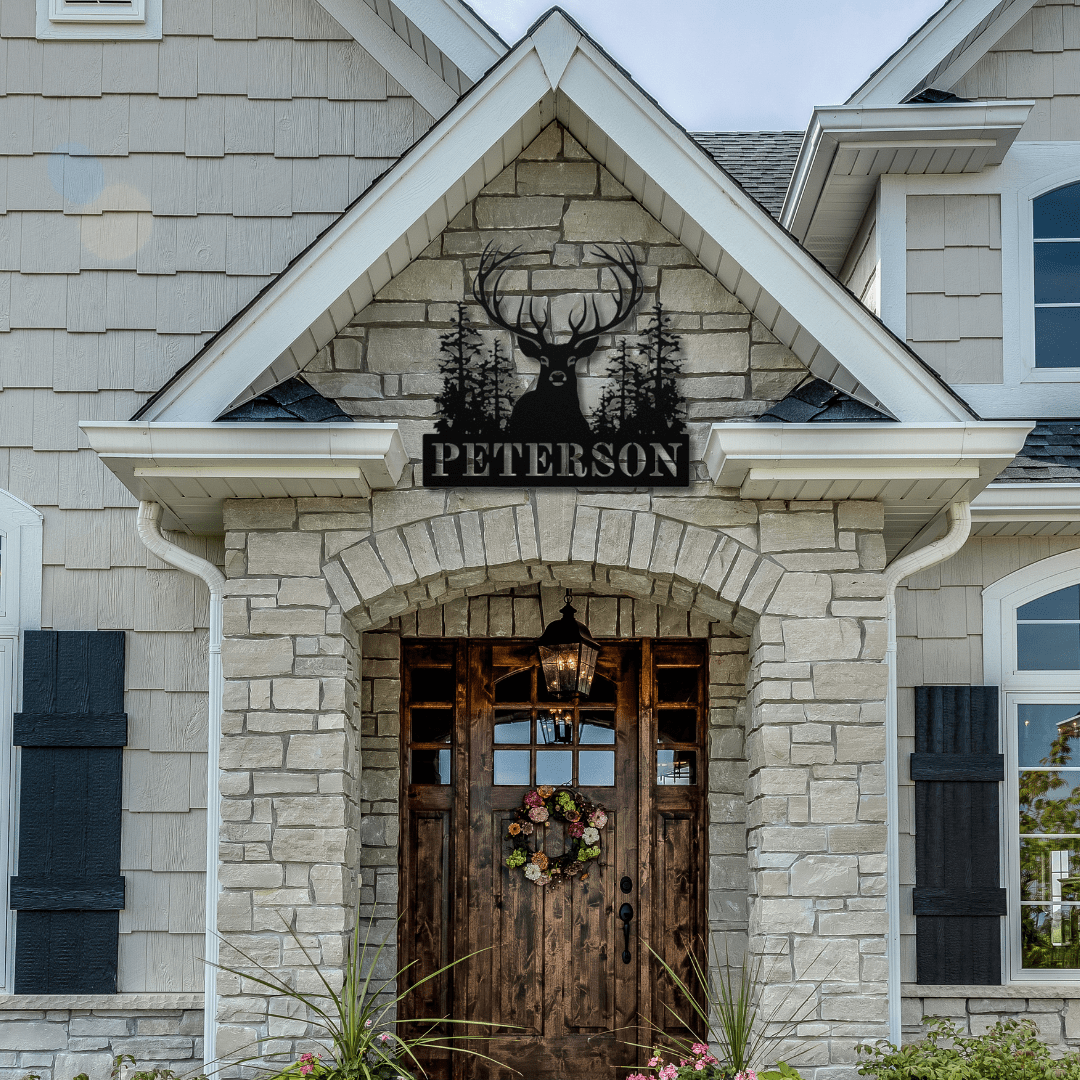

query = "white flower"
[
  {"left": 582, "top": 827, "right": 600, "bottom": 845},
  {"left": 524, "top": 862, "right": 542, "bottom": 881}
]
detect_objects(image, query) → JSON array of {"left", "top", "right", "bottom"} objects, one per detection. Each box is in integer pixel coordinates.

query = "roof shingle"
[{"left": 692, "top": 131, "right": 805, "bottom": 219}]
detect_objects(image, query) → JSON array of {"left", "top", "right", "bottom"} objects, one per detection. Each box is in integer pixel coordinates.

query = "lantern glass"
[{"left": 536, "top": 593, "right": 601, "bottom": 700}]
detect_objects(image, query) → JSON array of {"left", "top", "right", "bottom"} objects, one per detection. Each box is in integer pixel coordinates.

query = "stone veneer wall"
[
  {"left": 302, "top": 121, "right": 810, "bottom": 464},
  {"left": 0, "top": 1001, "right": 203, "bottom": 1080},
  {"left": 216, "top": 491, "right": 892, "bottom": 1077}
]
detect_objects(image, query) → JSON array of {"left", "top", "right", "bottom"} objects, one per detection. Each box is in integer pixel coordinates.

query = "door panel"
[{"left": 400, "top": 637, "right": 707, "bottom": 1079}]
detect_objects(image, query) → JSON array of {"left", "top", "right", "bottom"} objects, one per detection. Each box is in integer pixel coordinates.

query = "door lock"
[
  {"left": 618, "top": 902, "right": 634, "bottom": 964},
  {"left": 620, "top": 876, "right": 633, "bottom": 894}
]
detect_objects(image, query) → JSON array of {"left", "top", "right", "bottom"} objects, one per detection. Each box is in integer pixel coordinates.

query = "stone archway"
[{"left": 215, "top": 492, "right": 892, "bottom": 1070}]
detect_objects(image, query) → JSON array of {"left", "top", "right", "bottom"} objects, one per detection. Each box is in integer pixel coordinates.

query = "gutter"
[
  {"left": 881, "top": 500, "right": 972, "bottom": 1044},
  {"left": 136, "top": 501, "right": 226, "bottom": 1068}
]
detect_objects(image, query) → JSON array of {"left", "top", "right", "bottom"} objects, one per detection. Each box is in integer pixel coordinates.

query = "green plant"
[
  {"left": 22, "top": 1056, "right": 208, "bottom": 1080},
  {"left": 214, "top": 912, "right": 513, "bottom": 1080},
  {"left": 637, "top": 937, "right": 815, "bottom": 1079},
  {"left": 857, "top": 1016, "right": 1080, "bottom": 1080}
]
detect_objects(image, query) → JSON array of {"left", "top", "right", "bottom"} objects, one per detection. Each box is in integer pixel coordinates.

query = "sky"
[{"left": 466, "top": 0, "right": 948, "bottom": 131}]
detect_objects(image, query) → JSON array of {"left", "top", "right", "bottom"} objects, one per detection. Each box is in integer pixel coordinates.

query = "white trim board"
[
  {"left": 388, "top": 0, "right": 505, "bottom": 81},
  {"left": 135, "top": 10, "right": 977, "bottom": 429}
]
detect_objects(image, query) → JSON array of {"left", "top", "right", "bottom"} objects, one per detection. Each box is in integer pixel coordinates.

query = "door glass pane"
[
  {"left": 657, "top": 749, "right": 697, "bottom": 785},
  {"left": 537, "top": 710, "right": 574, "bottom": 745},
  {"left": 494, "top": 668, "right": 532, "bottom": 703},
  {"left": 580, "top": 710, "right": 615, "bottom": 744},
  {"left": 1018, "top": 703, "right": 1080, "bottom": 766},
  {"left": 587, "top": 673, "right": 616, "bottom": 704},
  {"left": 579, "top": 750, "right": 615, "bottom": 786},
  {"left": 1018, "top": 623, "right": 1080, "bottom": 670},
  {"left": 658, "top": 708, "right": 697, "bottom": 744},
  {"left": 536, "top": 750, "right": 573, "bottom": 787},
  {"left": 494, "top": 711, "right": 531, "bottom": 744},
  {"left": 1034, "top": 242, "right": 1080, "bottom": 302},
  {"left": 412, "top": 748, "right": 450, "bottom": 785},
  {"left": 410, "top": 668, "right": 455, "bottom": 703},
  {"left": 411, "top": 708, "right": 452, "bottom": 743},
  {"left": 1035, "top": 181, "right": 1080, "bottom": 238},
  {"left": 1021, "top": 840, "right": 1080, "bottom": 900},
  {"left": 657, "top": 668, "right": 698, "bottom": 704},
  {"left": 1035, "top": 307, "right": 1080, "bottom": 368},
  {"left": 493, "top": 750, "right": 530, "bottom": 786},
  {"left": 1020, "top": 772, "right": 1080, "bottom": 834},
  {"left": 1021, "top": 904, "right": 1080, "bottom": 968}
]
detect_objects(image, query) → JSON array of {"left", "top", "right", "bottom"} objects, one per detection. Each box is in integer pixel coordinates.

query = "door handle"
[{"left": 618, "top": 902, "right": 634, "bottom": 964}]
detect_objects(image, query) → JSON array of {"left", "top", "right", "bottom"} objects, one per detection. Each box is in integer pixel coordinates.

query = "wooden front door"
[{"left": 399, "top": 638, "right": 707, "bottom": 1080}]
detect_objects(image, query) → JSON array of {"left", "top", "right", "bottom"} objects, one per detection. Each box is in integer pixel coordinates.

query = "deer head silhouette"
[{"left": 472, "top": 242, "right": 644, "bottom": 443}]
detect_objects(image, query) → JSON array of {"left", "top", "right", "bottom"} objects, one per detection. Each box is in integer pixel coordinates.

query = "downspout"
[
  {"left": 881, "top": 500, "right": 971, "bottom": 1045},
  {"left": 137, "top": 501, "right": 225, "bottom": 1068}
]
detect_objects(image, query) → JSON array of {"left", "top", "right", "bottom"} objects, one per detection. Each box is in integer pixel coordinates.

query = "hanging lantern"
[
  {"left": 536, "top": 590, "right": 600, "bottom": 701},
  {"left": 538, "top": 708, "right": 574, "bottom": 745}
]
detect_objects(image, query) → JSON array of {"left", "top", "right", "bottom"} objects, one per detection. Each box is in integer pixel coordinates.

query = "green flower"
[
  {"left": 506, "top": 849, "right": 526, "bottom": 869},
  {"left": 577, "top": 845, "right": 600, "bottom": 862}
]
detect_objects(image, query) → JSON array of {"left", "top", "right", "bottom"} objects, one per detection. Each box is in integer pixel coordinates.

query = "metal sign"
[{"left": 422, "top": 243, "right": 690, "bottom": 488}]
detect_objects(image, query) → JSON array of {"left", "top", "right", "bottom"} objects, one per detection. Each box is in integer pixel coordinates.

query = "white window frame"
[
  {"left": 0, "top": 491, "right": 42, "bottom": 993},
  {"left": 37, "top": 0, "right": 161, "bottom": 40},
  {"left": 985, "top": 549, "right": 1080, "bottom": 983}
]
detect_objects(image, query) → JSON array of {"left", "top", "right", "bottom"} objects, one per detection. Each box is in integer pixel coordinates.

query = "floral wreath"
[{"left": 504, "top": 785, "right": 607, "bottom": 885}]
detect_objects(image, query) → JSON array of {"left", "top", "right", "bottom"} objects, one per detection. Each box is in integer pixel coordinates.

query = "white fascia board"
[
  {"left": 317, "top": 0, "right": 458, "bottom": 118},
  {"left": 81, "top": 422, "right": 408, "bottom": 532},
  {"left": 559, "top": 42, "right": 974, "bottom": 422},
  {"left": 143, "top": 10, "right": 973, "bottom": 428},
  {"left": 390, "top": 0, "right": 505, "bottom": 82},
  {"left": 143, "top": 47, "right": 551, "bottom": 423},
  {"left": 704, "top": 421, "right": 1033, "bottom": 489},
  {"left": 847, "top": 0, "right": 1035, "bottom": 105},
  {"left": 972, "top": 482, "right": 1080, "bottom": 521},
  {"left": 782, "top": 100, "right": 1032, "bottom": 241}
]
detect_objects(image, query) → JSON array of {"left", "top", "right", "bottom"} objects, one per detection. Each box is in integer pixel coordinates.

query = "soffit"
[
  {"left": 80, "top": 422, "right": 408, "bottom": 534},
  {"left": 705, "top": 421, "right": 1032, "bottom": 558},
  {"left": 133, "top": 10, "right": 974, "bottom": 428}
]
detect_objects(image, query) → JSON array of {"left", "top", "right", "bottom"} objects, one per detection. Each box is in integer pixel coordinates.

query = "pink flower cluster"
[
  {"left": 589, "top": 808, "right": 607, "bottom": 828},
  {"left": 524, "top": 791, "right": 543, "bottom": 808},
  {"left": 634, "top": 1044, "right": 723, "bottom": 1080},
  {"left": 568, "top": 821, "right": 585, "bottom": 838},
  {"left": 528, "top": 806, "right": 549, "bottom": 823},
  {"left": 298, "top": 1053, "right": 319, "bottom": 1076}
]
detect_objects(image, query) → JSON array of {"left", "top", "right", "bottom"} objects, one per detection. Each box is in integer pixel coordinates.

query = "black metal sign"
[{"left": 422, "top": 243, "right": 690, "bottom": 488}]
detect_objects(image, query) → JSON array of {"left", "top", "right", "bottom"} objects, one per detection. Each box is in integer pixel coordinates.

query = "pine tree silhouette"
[
  {"left": 433, "top": 303, "right": 485, "bottom": 435},
  {"left": 479, "top": 337, "right": 518, "bottom": 435},
  {"left": 635, "top": 301, "right": 686, "bottom": 438},
  {"left": 592, "top": 338, "right": 642, "bottom": 439}
]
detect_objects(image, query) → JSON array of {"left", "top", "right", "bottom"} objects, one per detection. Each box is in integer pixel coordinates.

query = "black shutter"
[
  {"left": 11, "top": 631, "right": 127, "bottom": 993},
  {"left": 912, "top": 685, "right": 1006, "bottom": 984}
]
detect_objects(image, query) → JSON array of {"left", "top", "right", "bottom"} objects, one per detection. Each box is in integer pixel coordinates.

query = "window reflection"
[
  {"left": 412, "top": 748, "right": 451, "bottom": 785},
  {"left": 1034, "top": 181, "right": 1080, "bottom": 367},
  {"left": 494, "top": 711, "right": 531, "bottom": 744},
  {"left": 657, "top": 749, "right": 696, "bottom": 786},
  {"left": 579, "top": 750, "right": 615, "bottom": 786},
  {"left": 1018, "top": 585, "right": 1080, "bottom": 669}
]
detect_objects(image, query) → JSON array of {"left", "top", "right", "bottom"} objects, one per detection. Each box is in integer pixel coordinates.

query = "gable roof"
[
  {"left": 134, "top": 7, "right": 977, "bottom": 427},
  {"left": 847, "top": 0, "right": 1036, "bottom": 105}
]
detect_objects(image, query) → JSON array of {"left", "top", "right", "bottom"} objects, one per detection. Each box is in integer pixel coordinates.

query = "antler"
[
  {"left": 564, "top": 242, "right": 645, "bottom": 345},
  {"left": 471, "top": 241, "right": 643, "bottom": 348},
  {"left": 472, "top": 244, "right": 550, "bottom": 348}
]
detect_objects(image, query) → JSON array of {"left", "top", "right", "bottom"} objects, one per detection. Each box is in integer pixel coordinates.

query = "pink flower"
[
  {"left": 658, "top": 1066, "right": 678, "bottom": 1080},
  {"left": 365, "top": 1019, "right": 373, "bottom": 1028},
  {"left": 524, "top": 791, "right": 542, "bottom": 808},
  {"left": 694, "top": 1064, "right": 705, "bottom": 1072},
  {"left": 627, "top": 1074, "right": 650, "bottom": 1080},
  {"left": 568, "top": 821, "right": 585, "bottom": 838},
  {"left": 589, "top": 809, "right": 607, "bottom": 828},
  {"left": 647, "top": 1057, "right": 662, "bottom": 1068},
  {"left": 703, "top": 1056, "right": 718, "bottom": 1066},
  {"left": 691, "top": 1044, "right": 709, "bottom": 1057},
  {"left": 735, "top": 1072, "right": 757, "bottom": 1080},
  {"left": 528, "top": 806, "right": 549, "bottom": 823},
  {"left": 298, "top": 1054, "right": 318, "bottom": 1076},
  {"left": 379, "top": 1033, "right": 392, "bottom": 1043}
]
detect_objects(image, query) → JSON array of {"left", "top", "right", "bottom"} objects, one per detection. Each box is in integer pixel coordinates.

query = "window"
[
  {"left": 36, "top": 0, "right": 160, "bottom": 39},
  {"left": 986, "top": 553, "right": 1080, "bottom": 980},
  {"left": 0, "top": 490, "right": 43, "bottom": 992},
  {"left": 1034, "top": 182, "right": 1080, "bottom": 368}
]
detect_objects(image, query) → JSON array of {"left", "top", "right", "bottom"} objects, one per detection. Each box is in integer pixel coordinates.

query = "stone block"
[
  {"left": 224, "top": 499, "right": 297, "bottom": 530},
  {"left": 274, "top": 796, "right": 346, "bottom": 827},
  {"left": 817, "top": 910, "right": 888, "bottom": 936},
  {"left": 519, "top": 123, "right": 561, "bottom": 159},
  {"left": 659, "top": 268, "right": 743, "bottom": 313},
  {"left": 249, "top": 607, "right": 326, "bottom": 636},
  {"left": 680, "top": 332, "right": 748, "bottom": 373},
  {"left": 783, "top": 618, "right": 861, "bottom": 661},
  {"left": 836, "top": 725, "right": 886, "bottom": 764},
  {"left": 287, "top": 732, "right": 347, "bottom": 771},
  {"left": 247, "top": 532, "right": 322, "bottom": 577},
  {"left": 475, "top": 196, "right": 564, "bottom": 229},
  {"left": 271, "top": 827, "right": 349, "bottom": 863},
  {"left": 810, "top": 780, "right": 860, "bottom": 823},
  {"left": 1066, "top": 999, "right": 1080, "bottom": 1038},
  {"left": 366, "top": 327, "right": 443, "bottom": 374},
  {"left": 562, "top": 199, "right": 671, "bottom": 244},
  {"left": 760, "top": 512, "right": 835, "bottom": 552},
  {"left": 222, "top": 638, "right": 294, "bottom": 678},
  {"left": 517, "top": 161, "right": 596, "bottom": 195},
  {"left": 794, "top": 937, "right": 859, "bottom": 981},
  {"left": 0, "top": 1023, "right": 65, "bottom": 1051},
  {"left": 278, "top": 577, "right": 331, "bottom": 607},
  {"left": 219, "top": 735, "right": 284, "bottom": 769},
  {"left": 828, "top": 824, "right": 886, "bottom": 853},
  {"left": 813, "top": 662, "right": 888, "bottom": 701},
  {"left": 838, "top": 502, "right": 884, "bottom": 530},
  {"left": 767, "top": 574, "right": 832, "bottom": 617},
  {"left": 752, "top": 897, "right": 815, "bottom": 934},
  {"left": 272, "top": 678, "right": 321, "bottom": 711},
  {"left": 790, "top": 855, "right": 859, "bottom": 896},
  {"left": 378, "top": 259, "right": 463, "bottom": 302},
  {"left": 219, "top": 862, "right": 284, "bottom": 888}
]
